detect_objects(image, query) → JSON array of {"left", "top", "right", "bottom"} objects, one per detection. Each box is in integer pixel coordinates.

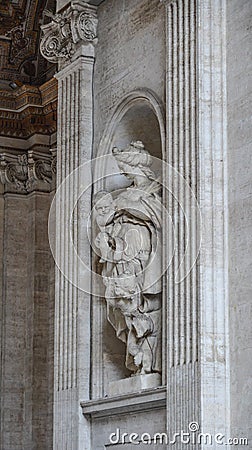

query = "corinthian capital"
[{"left": 40, "top": 1, "right": 98, "bottom": 64}]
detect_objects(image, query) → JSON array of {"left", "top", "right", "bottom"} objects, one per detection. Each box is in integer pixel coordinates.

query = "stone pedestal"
[{"left": 107, "top": 374, "right": 161, "bottom": 397}]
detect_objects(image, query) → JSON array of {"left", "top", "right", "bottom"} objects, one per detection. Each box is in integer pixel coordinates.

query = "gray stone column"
[{"left": 40, "top": 2, "right": 98, "bottom": 449}]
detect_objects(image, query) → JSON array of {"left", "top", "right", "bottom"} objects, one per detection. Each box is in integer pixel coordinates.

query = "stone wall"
[
  {"left": 94, "top": 0, "right": 166, "bottom": 153},
  {"left": 0, "top": 55, "right": 57, "bottom": 450},
  {"left": 0, "top": 192, "right": 54, "bottom": 450},
  {"left": 227, "top": 0, "right": 252, "bottom": 443}
]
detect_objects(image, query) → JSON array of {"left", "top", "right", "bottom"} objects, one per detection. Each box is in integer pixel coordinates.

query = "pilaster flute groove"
[
  {"left": 172, "top": 0, "right": 179, "bottom": 368},
  {"left": 190, "top": 0, "right": 197, "bottom": 366}
]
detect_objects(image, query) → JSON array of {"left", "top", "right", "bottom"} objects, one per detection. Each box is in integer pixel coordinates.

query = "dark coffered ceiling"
[
  {"left": 0, "top": 0, "right": 56, "bottom": 86},
  {"left": 0, "top": 0, "right": 105, "bottom": 87}
]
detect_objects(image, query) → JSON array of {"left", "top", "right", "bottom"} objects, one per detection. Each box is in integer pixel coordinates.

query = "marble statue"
[{"left": 94, "top": 141, "right": 162, "bottom": 376}]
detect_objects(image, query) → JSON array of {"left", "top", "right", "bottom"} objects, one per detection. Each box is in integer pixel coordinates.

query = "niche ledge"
[{"left": 81, "top": 386, "right": 166, "bottom": 419}]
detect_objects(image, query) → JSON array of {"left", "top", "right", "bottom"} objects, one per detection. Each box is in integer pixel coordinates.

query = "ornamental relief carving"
[
  {"left": 0, "top": 150, "right": 56, "bottom": 193},
  {"left": 6, "top": 24, "right": 30, "bottom": 64},
  {"left": 40, "top": 3, "right": 98, "bottom": 63},
  {"left": 0, "top": 79, "right": 57, "bottom": 139}
]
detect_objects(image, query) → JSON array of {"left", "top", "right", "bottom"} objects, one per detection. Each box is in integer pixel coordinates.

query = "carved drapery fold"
[
  {"left": 0, "top": 150, "right": 56, "bottom": 192},
  {"left": 40, "top": 1, "right": 98, "bottom": 64}
]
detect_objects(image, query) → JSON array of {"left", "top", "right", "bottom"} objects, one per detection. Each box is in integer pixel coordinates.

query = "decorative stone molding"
[
  {"left": 40, "top": 1, "right": 98, "bottom": 64},
  {"left": 0, "top": 78, "right": 57, "bottom": 138},
  {"left": 6, "top": 23, "right": 30, "bottom": 64},
  {"left": 0, "top": 150, "right": 55, "bottom": 193},
  {"left": 82, "top": 387, "right": 166, "bottom": 419}
]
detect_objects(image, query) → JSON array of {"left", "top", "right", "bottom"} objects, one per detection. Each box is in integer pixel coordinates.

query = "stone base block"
[{"left": 107, "top": 373, "right": 161, "bottom": 397}]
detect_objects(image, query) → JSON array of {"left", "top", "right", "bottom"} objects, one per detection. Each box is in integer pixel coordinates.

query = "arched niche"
[
  {"left": 94, "top": 89, "right": 165, "bottom": 192},
  {"left": 113, "top": 103, "right": 162, "bottom": 158},
  {"left": 91, "top": 90, "right": 165, "bottom": 398}
]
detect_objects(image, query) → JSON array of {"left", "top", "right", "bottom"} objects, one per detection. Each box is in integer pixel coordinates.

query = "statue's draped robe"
[{"left": 101, "top": 182, "right": 162, "bottom": 373}]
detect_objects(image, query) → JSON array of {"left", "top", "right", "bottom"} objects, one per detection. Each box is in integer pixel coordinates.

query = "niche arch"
[{"left": 94, "top": 89, "right": 165, "bottom": 192}]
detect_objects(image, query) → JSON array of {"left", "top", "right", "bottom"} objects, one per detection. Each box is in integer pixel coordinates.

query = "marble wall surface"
[
  {"left": 94, "top": 0, "right": 166, "bottom": 153},
  {"left": 227, "top": 0, "right": 252, "bottom": 444}
]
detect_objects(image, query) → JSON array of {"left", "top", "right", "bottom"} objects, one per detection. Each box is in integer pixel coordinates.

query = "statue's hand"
[
  {"left": 95, "top": 231, "right": 109, "bottom": 247},
  {"left": 100, "top": 231, "right": 109, "bottom": 241}
]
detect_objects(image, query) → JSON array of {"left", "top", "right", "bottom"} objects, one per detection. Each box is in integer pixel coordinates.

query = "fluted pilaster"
[
  {"left": 164, "top": 0, "right": 199, "bottom": 447},
  {"left": 53, "top": 60, "right": 94, "bottom": 450},
  {"left": 41, "top": 3, "right": 97, "bottom": 448},
  {"left": 163, "top": 0, "right": 230, "bottom": 447}
]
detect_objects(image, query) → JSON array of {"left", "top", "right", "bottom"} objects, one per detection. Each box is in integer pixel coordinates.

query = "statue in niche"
[{"left": 94, "top": 141, "right": 162, "bottom": 376}]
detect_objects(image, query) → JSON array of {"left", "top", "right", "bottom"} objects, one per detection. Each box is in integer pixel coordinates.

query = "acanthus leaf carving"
[
  {"left": 0, "top": 150, "right": 56, "bottom": 193},
  {"left": 0, "top": 154, "right": 28, "bottom": 191},
  {"left": 40, "top": 3, "right": 98, "bottom": 64}
]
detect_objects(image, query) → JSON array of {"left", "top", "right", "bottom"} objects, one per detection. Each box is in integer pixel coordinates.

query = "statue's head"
[
  {"left": 112, "top": 141, "right": 155, "bottom": 181},
  {"left": 93, "top": 190, "right": 115, "bottom": 227}
]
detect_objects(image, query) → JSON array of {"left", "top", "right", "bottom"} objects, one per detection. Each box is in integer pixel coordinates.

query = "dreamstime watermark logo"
[
  {"left": 108, "top": 422, "right": 249, "bottom": 446},
  {"left": 48, "top": 154, "right": 202, "bottom": 295}
]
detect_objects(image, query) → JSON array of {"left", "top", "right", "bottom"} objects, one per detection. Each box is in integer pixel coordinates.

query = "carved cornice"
[
  {"left": 0, "top": 150, "right": 56, "bottom": 193},
  {"left": 0, "top": 78, "right": 57, "bottom": 138},
  {"left": 40, "top": 1, "right": 98, "bottom": 64}
]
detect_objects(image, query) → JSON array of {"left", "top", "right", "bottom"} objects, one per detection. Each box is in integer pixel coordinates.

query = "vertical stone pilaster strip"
[
  {"left": 40, "top": 3, "right": 98, "bottom": 448},
  {"left": 164, "top": 0, "right": 199, "bottom": 446},
  {"left": 164, "top": 0, "right": 230, "bottom": 444},
  {"left": 53, "top": 57, "right": 94, "bottom": 450},
  {"left": 198, "top": 0, "right": 230, "bottom": 443}
]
